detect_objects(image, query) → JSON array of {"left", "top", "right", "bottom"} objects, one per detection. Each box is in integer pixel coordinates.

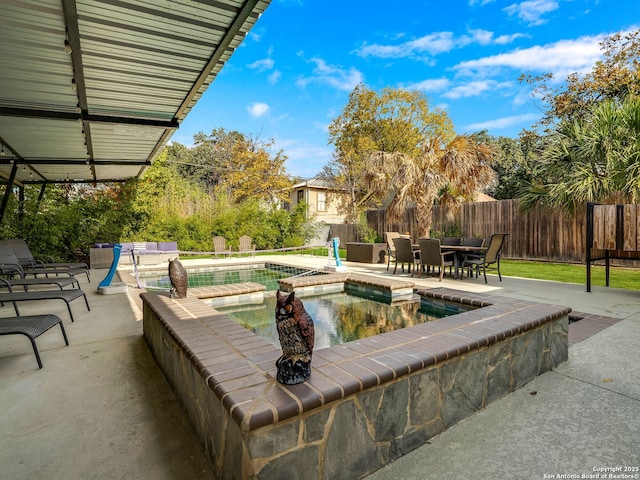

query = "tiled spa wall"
[{"left": 142, "top": 291, "right": 569, "bottom": 480}]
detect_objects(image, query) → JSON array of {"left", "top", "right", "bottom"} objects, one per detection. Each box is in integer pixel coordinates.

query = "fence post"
[{"left": 586, "top": 202, "right": 594, "bottom": 292}]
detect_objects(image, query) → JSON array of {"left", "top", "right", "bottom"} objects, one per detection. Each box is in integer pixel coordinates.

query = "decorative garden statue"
[
  {"left": 168, "top": 258, "right": 188, "bottom": 298},
  {"left": 274, "top": 290, "right": 315, "bottom": 384}
]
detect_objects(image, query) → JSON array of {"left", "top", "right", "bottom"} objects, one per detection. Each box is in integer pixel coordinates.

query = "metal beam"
[
  {"left": 36, "top": 184, "right": 47, "bottom": 208},
  {"left": 61, "top": 0, "right": 94, "bottom": 182},
  {"left": 0, "top": 159, "right": 151, "bottom": 166},
  {"left": 20, "top": 179, "right": 128, "bottom": 185},
  {"left": 0, "top": 162, "right": 18, "bottom": 224},
  {"left": 0, "top": 173, "right": 24, "bottom": 188},
  {"left": 0, "top": 107, "right": 179, "bottom": 129},
  {"left": 0, "top": 135, "right": 24, "bottom": 161},
  {"left": 18, "top": 186, "right": 24, "bottom": 221}
]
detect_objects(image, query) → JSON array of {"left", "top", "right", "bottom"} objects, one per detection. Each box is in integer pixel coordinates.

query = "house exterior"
[{"left": 283, "top": 179, "right": 350, "bottom": 223}]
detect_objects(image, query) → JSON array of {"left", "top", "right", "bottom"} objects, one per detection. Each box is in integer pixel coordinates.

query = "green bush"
[
  {"left": 0, "top": 157, "right": 316, "bottom": 259},
  {"left": 430, "top": 222, "right": 464, "bottom": 239}
]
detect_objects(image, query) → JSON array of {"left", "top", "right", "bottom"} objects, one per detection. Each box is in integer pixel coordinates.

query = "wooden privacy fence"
[
  {"left": 368, "top": 199, "right": 589, "bottom": 263},
  {"left": 336, "top": 200, "right": 640, "bottom": 265},
  {"left": 586, "top": 203, "right": 640, "bottom": 291},
  {"left": 327, "top": 224, "right": 359, "bottom": 244}
]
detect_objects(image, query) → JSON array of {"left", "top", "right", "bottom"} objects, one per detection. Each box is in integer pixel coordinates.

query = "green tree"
[
  {"left": 167, "top": 128, "right": 292, "bottom": 203},
  {"left": 476, "top": 132, "right": 538, "bottom": 200},
  {"left": 0, "top": 181, "right": 137, "bottom": 262},
  {"left": 321, "top": 84, "right": 455, "bottom": 220},
  {"left": 517, "top": 30, "right": 640, "bottom": 213},
  {"left": 520, "top": 96, "right": 640, "bottom": 213},
  {"left": 521, "top": 30, "right": 640, "bottom": 126},
  {"left": 365, "top": 134, "right": 496, "bottom": 238}
]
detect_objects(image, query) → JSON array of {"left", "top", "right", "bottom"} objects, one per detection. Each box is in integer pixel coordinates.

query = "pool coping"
[{"left": 141, "top": 276, "right": 571, "bottom": 433}]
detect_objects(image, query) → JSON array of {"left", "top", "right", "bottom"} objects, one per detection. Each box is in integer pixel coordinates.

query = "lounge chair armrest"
[
  {"left": 0, "top": 278, "right": 14, "bottom": 292},
  {"left": 24, "top": 259, "right": 49, "bottom": 269},
  {"left": 1, "top": 263, "right": 25, "bottom": 278}
]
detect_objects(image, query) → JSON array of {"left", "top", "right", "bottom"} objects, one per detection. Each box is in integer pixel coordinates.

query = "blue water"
[
  {"left": 216, "top": 287, "right": 471, "bottom": 349},
  {"left": 140, "top": 263, "right": 322, "bottom": 291}
]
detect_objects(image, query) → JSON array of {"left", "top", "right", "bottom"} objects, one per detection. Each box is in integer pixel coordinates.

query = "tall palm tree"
[
  {"left": 365, "top": 134, "right": 496, "bottom": 238},
  {"left": 520, "top": 96, "right": 640, "bottom": 213}
]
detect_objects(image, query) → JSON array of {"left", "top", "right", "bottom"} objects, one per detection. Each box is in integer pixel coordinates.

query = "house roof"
[
  {"left": 291, "top": 178, "right": 347, "bottom": 190},
  {"left": 0, "top": 0, "right": 270, "bottom": 187},
  {"left": 473, "top": 191, "right": 497, "bottom": 202}
]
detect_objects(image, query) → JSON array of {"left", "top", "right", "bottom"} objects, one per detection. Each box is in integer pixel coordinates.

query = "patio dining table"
[
  {"left": 412, "top": 243, "right": 486, "bottom": 279},
  {"left": 442, "top": 245, "right": 487, "bottom": 279}
]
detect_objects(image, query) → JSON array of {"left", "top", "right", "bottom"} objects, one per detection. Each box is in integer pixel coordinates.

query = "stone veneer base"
[{"left": 142, "top": 278, "right": 569, "bottom": 480}]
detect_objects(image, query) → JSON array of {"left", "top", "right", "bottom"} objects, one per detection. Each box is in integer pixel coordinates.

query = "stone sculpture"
[
  {"left": 168, "top": 258, "right": 188, "bottom": 299},
  {"left": 274, "top": 290, "right": 315, "bottom": 384}
]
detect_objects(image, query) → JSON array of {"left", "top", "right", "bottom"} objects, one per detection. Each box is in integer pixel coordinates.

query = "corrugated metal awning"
[{"left": 0, "top": 0, "right": 271, "bottom": 187}]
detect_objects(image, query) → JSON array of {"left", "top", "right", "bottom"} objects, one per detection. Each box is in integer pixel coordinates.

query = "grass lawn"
[{"left": 501, "top": 259, "right": 640, "bottom": 291}]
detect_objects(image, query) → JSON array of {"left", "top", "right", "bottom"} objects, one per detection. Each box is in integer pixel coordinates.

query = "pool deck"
[{"left": 1, "top": 254, "right": 639, "bottom": 479}]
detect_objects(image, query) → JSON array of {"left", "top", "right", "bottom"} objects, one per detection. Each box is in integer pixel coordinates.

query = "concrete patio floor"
[{"left": 1, "top": 255, "right": 639, "bottom": 479}]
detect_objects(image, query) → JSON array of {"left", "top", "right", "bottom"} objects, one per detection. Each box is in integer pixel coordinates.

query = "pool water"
[
  {"left": 216, "top": 287, "right": 472, "bottom": 349},
  {"left": 140, "top": 263, "right": 322, "bottom": 292}
]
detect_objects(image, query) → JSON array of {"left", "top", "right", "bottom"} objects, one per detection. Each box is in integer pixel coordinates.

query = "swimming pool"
[
  {"left": 138, "top": 262, "right": 323, "bottom": 291},
  {"left": 216, "top": 285, "right": 472, "bottom": 349}
]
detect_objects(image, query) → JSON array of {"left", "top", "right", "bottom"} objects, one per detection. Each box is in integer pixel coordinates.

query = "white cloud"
[
  {"left": 463, "top": 113, "right": 540, "bottom": 131},
  {"left": 467, "top": 29, "right": 495, "bottom": 46},
  {"left": 247, "top": 27, "right": 265, "bottom": 43},
  {"left": 268, "top": 70, "right": 281, "bottom": 84},
  {"left": 275, "top": 139, "right": 332, "bottom": 177},
  {"left": 313, "top": 121, "right": 329, "bottom": 133},
  {"left": 466, "top": 29, "right": 528, "bottom": 46},
  {"left": 248, "top": 58, "right": 274, "bottom": 71},
  {"left": 297, "top": 58, "right": 364, "bottom": 92},
  {"left": 356, "top": 31, "right": 456, "bottom": 58},
  {"left": 247, "top": 102, "right": 270, "bottom": 118},
  {"left": 443, "top": 80, "right": 501, "bottom": 99},
  {"left": 494, "top": 32, "right": 528, "bottom": 44},
  {"left": 453, "top": 34, "right": 603, "bottom": 79},
  {"left": 503, "top": 0, "right": 559, "bottom": 26},
  {"left": 403, "top": 78, "right": 451, "bottom": 92},
  {"left": 512, "top": 87, "right": 535, "bottom": 106},
  {"left": 446, "top": 82, "right": 491, "bottom": 99},
  {"left": 355, "top": 28, "right": 524, "bottom": 60}
]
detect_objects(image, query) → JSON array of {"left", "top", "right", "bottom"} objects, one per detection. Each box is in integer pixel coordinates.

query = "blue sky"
[{"left": 173, "top": 0, "right": 640, "bottom": 178}]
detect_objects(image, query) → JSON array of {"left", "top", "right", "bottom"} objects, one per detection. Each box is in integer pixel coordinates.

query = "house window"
[
  {"left": 297, "top": 190, "right": 304, "bottom": 203},
  {"left": 317, "top": 191, "right": 326, "bottom": 211}
]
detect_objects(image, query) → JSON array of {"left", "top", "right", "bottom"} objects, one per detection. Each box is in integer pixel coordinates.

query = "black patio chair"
[
  {"left": 0, "top": 261, "right": 80, "bottom": 290},
  {"left": 391, "top": 237, "right": 416, "bottom": 275},
  {"left": 441, "top": 237, "right": 461, "bottom": 246},
  {"left": 461, "top": 237, "right": 485, "bottom": 277},
  {"left": 0, "top": 241, "right": 90, "bottom": 282},
  {"left": 439, "top": 237, "right": 461, "bottom": 275},
  {"left": 384, "top": 232, "right": 401, "bottom": 271},
  {"left": 0, "top": 314, "right": 69, "bottom": 368},
  {"left": 0, "top": 279, "right": 90, "bottom": 322},
  {"left": 462, "top": 233, "right": 509, "bottom": 283},
  {"left": 415, "top": 238, "right": 455, "bottom": 281}
]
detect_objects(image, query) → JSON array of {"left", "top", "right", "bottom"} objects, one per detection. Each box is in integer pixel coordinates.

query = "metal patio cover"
[{"left": 0, "top": 0, "right": 271, "bottom": 187}]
